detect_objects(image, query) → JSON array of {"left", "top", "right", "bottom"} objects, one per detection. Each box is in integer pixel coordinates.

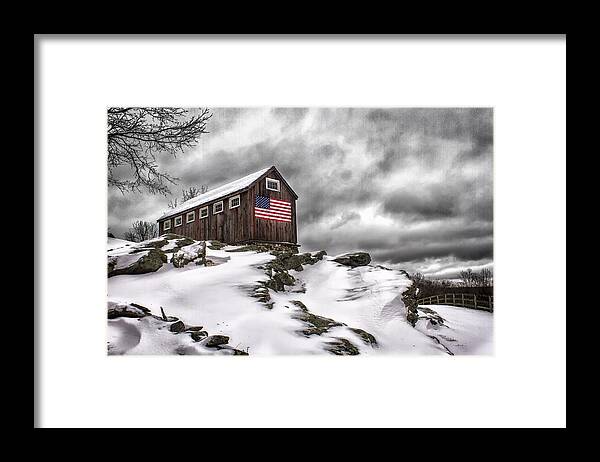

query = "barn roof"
[{"left": 158, "top": 166, "right": 272, "bottom": 220}]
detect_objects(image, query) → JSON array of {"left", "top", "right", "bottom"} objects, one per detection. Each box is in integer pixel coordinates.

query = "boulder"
[
  {"left": 107, "top": 302, "right": 150, "bottom": 319},
  {"left": 324, "top": 337, "right": 360, "bottom": 355},
  {"left": 231, "top": 348, "right": 249, "bottom": 356},
  {"left": 207, "top": 240, "right": 227, "bottom": 250},
  {"left": 349, "top": 327, "right": 378, "bottom": 347},
  {"left": 108, "top": 248, "right": 167, "bottom": 277},
  {"left": 169, "top": 320, "right": 186, "bottom": 333},
  {"left": 133, "top": 238, "right": 169, "bottom": 251},
  {"left": 171, "top": 242, "right": 206, "bottom": 268},
  {"left": 203, "top": 335, "right": 230, "bottom": 347},
  {"left": 293, "top": 309, "right": 344, "bottom": 337},
  {"left": 190, "top": 331, "right": 209, "bottom": 342},
  {"left": 333, "top": 252, "right": 371, "bottom": 268},
  {"left": 174, "top": 237, "right": 195, "bottom": 248},
  {"left": 271, "top": 250, "right": 327, "bottom": 271},
  {"left": 184, "top": 325, "right": 205, "bottom": 332}
]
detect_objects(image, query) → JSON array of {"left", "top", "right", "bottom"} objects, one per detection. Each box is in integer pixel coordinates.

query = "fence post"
[
  {"left": 452, "top": 293, "right": 456, "bottom": 305},
  {"left": 474, "top": 294, "right": 478, "bottom": 309},
  {"left": 462, "top": 293, "right": 465, "bottom": 307}
]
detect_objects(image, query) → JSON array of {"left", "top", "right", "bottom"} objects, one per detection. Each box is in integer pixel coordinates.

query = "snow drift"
[{"left": 107, "top": 235, "right": 493, "bottom": 355}]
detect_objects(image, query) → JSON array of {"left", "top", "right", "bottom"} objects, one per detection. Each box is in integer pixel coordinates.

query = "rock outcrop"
[
  {"left": 107, "top": 301, "right": 151, "bottom": 319},
  {"left": 324, "top": 337, "right": 360, "bottom": 355},
  {"left": 107, "top": 302, "right": 247, "bottom": 355},
  {"left": 171, "top": 241, "right": 206, "bottom": 268},
  {"left": 261, "top": 250, "right": 327, "bottom": 292},
  {"left": 333, "top": 252, "right": 371, "bottom": 268},
  {"left": 108, "top": 248, "right": 168, "bottom": 277},
  {"left": 399, "top": 270, "right": 420, "bottom": 327}
]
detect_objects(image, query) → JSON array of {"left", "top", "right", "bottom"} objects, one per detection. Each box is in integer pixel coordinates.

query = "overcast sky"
[{"left": 108, "top": 107, "right": 493, "bottom": 279}]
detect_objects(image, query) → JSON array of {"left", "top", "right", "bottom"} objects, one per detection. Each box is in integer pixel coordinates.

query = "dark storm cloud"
[
  {"left": 371, "top": 238, "right": 493, "bottom": 263},
  {"left": 108, "top": 107, "right": 493, "bottom": 278},
  {"left": 381, "top": 186, "right": 459, "bottom": 220}
]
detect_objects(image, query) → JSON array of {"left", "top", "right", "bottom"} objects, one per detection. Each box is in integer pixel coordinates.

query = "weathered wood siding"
[
  {"left": 157, "top": 167, "right": 297, "bottom": 245},
  {"left": 248, "top": 169, "right": 297, "bottom": 244},
  {"left": 158, "top": 190, "right": 251, "bottom": 243}
]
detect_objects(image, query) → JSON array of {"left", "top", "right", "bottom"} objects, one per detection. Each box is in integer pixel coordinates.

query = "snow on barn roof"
[{"left": 158, "top": 166, "right": 272, "bottom": 220}]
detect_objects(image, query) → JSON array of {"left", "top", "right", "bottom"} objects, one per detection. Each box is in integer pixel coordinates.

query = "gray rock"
[
  {"left": 131, "top": 238, "right": 169, "bottom": 251},
  {"left": 324, "top": 337, "right": 360, "bottom": 355},
  {"left": 207, "top": 240, "right": 227, "bottom": 250},
  {"left": 169, "top": 320, "right": 186, "bottom": 333},
  {"left": 203, "top": 335, "right": 230, "bottom": 347},
  {"left": 349, "top": 327, "right": 378, "bottom": 346},
  {"left": 333, "top": 252, "right": 371, "bottom": 268},
  {"left": 107, "top": 302, "right": 150, "bottom": 319},
  {"left": 185, "top": 325, "right": 205, "bottom": 332},
  {"left": 171, "top": 241, "right": 206, "bottom": 268},
  {"left": 108, "top": 248, "right": 167, "bottom": 277},
  {"left": 399, "top": 270, "right": 420, "bottom": 327},
  {"left": 190, "top": 330, "right": 209, "bottom": 341},
  {"left": 292, "top": 309, "right": 344, "bottom": 337}
]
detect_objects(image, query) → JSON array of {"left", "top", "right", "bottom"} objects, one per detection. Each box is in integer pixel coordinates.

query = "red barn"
[{"left": 157, "top": 166, "right": 298, "bottom": 245}]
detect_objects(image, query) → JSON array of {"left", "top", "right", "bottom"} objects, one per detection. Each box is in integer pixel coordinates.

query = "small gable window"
[
  {"left": 174, "top": 216, "right": 183, "bottom": 227},
  {"left": 200, "top": 206, "right": 208, "bottom": 219},
  {"left": 213, "top": 201, "right": 224, "bottom": 214},
  {"left": 229, "top": 195, "right": 241, "bottom": 209},
  {"left": 266, "top": 177, "right": 280, "bottom": 192},
  {"left": 163, "top": 219, "right": 171, "bottom": 230},
  {"left": 186, "top": 211, "right": 195, "bottom": 223}
]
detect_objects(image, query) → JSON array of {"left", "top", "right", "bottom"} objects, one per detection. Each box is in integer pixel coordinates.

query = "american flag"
[{"left": 255, "top": 195, "right": 292, "bottom": 222}]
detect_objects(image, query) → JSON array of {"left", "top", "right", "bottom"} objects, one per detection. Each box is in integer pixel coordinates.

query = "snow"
[
  {"left": 270, "top": 259, "right": 447, "bottom": 354},
  {"left": 111, "top": 251, "right": 148, "bottom": 270},
  {"left": 107, "top": 237, "right": 493, "bottom": 355},
  {"left": 108, "top": 316, "right": 240, "bottom": 355},
  {"left": 109, "top": 247, "right": 326, "bottom": 355},
  {"left": 158, "top": 166, "right": 272, "bottom": 220},
  {"left": 173, "top": 242, "right": 204, "bottom": 260},
  {"left": 415, "top": 305, "right": 494, "bottom": 355},
  {"left": 107, "top": 237, "right": 134, "bottom": 255}
]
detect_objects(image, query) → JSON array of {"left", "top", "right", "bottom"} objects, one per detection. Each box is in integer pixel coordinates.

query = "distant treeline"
[{"left": 410, "top": 268, "right": 493, "bottom": 299}]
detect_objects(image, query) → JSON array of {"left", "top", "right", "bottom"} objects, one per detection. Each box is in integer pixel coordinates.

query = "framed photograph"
[
  {"left": 35, "top": 35, "right": 566, "bottom": 429},
  {"left": 106, "top": 107, "right": 493, "bottom": 357}
]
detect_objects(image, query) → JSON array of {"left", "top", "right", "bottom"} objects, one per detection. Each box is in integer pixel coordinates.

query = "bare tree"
[
  {"left": 107, "top": 107, "right": 212, "bottom": 195},
  {"left": 459, "top": 268, "right": 476, "bottom": 287},
  {"left": 124, "top": 220, "right": 158, "bottom": 243},
  {"left": 476, "top": 268, "right": 493, "bottom": 287},
  {"left": 181, "top": 185, "right": 208, "bottom": 202},
  {"left": 167, "top": 198, "right": 179, "bottom": 210},
  {"left": 167, "top": 185, "right": 209, "bottom": 209},
  {"left": 460, "top": 268, "right": 493, "bottom": 287}
]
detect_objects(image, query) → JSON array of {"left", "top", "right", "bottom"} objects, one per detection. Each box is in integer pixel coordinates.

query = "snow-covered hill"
[{"left": 107, "top": 235, "right": 493, "bottom": 355}]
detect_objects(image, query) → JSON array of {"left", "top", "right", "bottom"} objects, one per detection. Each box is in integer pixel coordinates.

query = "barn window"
[
  {"left": 163, "top": 219, "right": 171, "bottom": 230},
  {"left": 174, "top": 216, "right": 183, "bottom": 227},
  {"left": 200, "top": 206, "right": 208, "bottom": 219},
  {"left": 186, "top": 211, "right": 195, "bottom": 223},
  {"left": 213, "top": 201, "right": 224, "bottom": 214},
  {"left": 229, "top": 195, "right": 241, "bottom": 209},
  {"left": 266, "top": 177, "right": 280, "bottom": 192}
]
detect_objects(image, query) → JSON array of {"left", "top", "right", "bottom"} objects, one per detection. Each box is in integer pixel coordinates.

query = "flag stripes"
[{"left": 255, "top": 195, "right": 292, "bottom": 222}]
